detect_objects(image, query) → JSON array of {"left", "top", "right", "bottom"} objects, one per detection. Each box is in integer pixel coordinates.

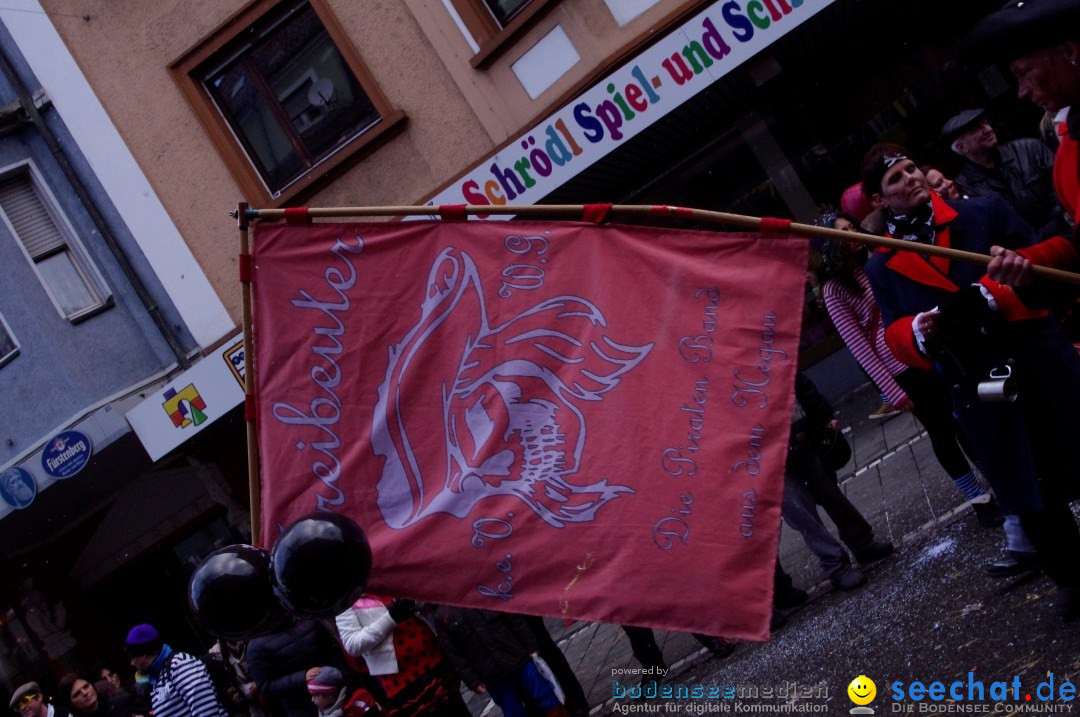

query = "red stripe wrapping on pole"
[
  {"left": 238, "top": 253, "right": 253, "bottom": 283},
  {"left": 760, "top": 217, "right": 793, "bottom": 233},
  {"left": 649, "top": 205, "right": 693, "bottom": 218},
  {"left": 284, "top": 207, "right": 310, "bottom": 224},
  {"left": 244, "top": 394, "right": 257, "bottom": 421},
  {"left": 583, "top": 203, "right": 613, "bottom": 224},
  {"left": 439, "top": 204, "right": 468, "bottom": 221}
]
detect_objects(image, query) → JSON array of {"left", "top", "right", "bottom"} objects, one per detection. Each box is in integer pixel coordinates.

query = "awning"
[{"left": 68, "top": 462, "right": 225, "bottom": 586}]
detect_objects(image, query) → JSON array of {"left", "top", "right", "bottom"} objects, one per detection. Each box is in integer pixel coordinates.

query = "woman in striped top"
[{"left": 819, "top": 212, "right": 1003, "bottom": 525}]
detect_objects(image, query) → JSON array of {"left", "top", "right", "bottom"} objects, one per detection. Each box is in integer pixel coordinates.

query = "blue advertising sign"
[
  {"left": 41, "top": 430, "right": 93, "bottom": 478},
  {"left": 0, "top": 467, "right": 36, "bottom": 509}
]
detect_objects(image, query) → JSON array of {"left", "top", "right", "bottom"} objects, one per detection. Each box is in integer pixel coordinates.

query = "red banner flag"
[{"left": 252, "top": 220, "right": 807, "bottom": 639}]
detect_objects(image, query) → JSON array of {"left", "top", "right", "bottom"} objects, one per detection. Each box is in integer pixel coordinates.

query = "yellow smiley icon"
[{"left": 848, "top": 675, "right": 876, "bottom": 706}]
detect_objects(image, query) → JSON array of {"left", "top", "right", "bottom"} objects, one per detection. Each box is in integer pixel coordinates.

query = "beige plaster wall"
[
  {"left": 406, "top": 0, "right": 696, "bottom": 146},
  {"left": 39, "top": 0, "right": 694, "bottom": 320},
  {"left": 38, "top": 0, "right": 494, "bottom": 320}
]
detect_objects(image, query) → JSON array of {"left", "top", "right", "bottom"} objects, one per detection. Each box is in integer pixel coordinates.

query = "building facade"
[
  {"left": 0, "top": 3, "right": 242, "bottom": 691},
  {"left": 33, "top": 0, "right": 1037, "bottom": 343},
  {"left": 7, "top": 0, "right": 1043, "bottom": 690}
]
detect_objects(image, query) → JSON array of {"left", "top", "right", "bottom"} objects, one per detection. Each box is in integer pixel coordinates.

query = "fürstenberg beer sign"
[
  {"left": 426, "top": 0, "right": 837, "bottom": 215},
  {"left": 41, "top": 430, "right": 92, "bottom": 479}
]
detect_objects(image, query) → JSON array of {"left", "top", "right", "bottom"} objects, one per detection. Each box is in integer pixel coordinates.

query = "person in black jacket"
[
  {"left": 246, "top": 618, "right": 352, "bottom": 717},
  {"left": 56, "top": 675, "right": 139, "bottom": 717},
  {"left": 780, "top": 372, "right": 894, "bottom": 591},
  {"left": 943, "top": 108, "right": 1069, "bottom": 239},
  {"left": 434, "top": 607, "right": 566, "bottom": 717}
]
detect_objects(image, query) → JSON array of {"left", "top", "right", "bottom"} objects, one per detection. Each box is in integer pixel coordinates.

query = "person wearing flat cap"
[
  {"left": 9, "top": 683, "right": 70, "bottom": 717},
  {"left": 941, "top": 107, "right": 1066, "bottom": 239}
]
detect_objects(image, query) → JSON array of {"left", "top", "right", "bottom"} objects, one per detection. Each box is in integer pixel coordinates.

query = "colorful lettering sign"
[
  {"left": 41, "top": 430, "right": 93, "bottom": 479},
  {"left": 253, "top": 221, "right": 807, "bottom": 639},
  {"left": 425, "top": 0, "right": 837, "bottom": 215}
]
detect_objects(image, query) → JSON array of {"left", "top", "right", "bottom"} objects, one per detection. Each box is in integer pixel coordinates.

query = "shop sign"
[
  {"left": 41, "top": 430, "right": 92, "bottom": 478},
  {"left": 126, "top": 333, "right": 245, "bottom": 461},
  {"left": 223, "top": 341, "right": 246, "bottom": 387},
  {"left": 425, "top": 0, "right": 837, "bottom": 215},
  {"left": 0, "top": 466, "right": 36, "bottom": 509}
]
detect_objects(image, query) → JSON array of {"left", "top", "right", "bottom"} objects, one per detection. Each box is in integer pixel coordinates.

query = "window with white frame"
[
  {"left": 0, "top": 312, "right": 17, "bottom": 367},
  {"left": 0, "top": 166, "right": 111, "bottom": 322}
]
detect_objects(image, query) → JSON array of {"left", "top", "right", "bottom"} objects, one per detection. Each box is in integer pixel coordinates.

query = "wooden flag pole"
[
  {"left": 236, "top": 200, "right": 1080, "bottom": 540},
  {"left": 237, "top": 202, "right": 262, "bottom": 545},
  {"left": 238, "top": 203, "right": 1080, "bottom": 287}
]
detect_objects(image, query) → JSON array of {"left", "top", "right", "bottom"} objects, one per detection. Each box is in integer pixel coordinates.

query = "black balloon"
[
  {"left": 188, "top": 544, "right": 282, "bottom": 639},
  {"left": 270, "top": 512, "right": 372, "bottom": 618}
]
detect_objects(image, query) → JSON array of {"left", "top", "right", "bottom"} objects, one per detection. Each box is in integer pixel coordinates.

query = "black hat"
[
  {"left": 941, "top": 108, "right": 987, "bottom": 144},
  {"left": 961, "top": 0, "right": 1080, "bottom": 66}
]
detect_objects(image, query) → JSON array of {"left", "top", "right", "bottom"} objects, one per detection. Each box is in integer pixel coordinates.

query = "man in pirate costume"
[
  {"left": 962, "top": 0, "right": 1080, "bottom": 339},
  {"left": 860, "top": 142, "right": 1080, "bottom": 621}
]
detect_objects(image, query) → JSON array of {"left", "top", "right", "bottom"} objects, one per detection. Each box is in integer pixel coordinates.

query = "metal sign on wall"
[
  {"left": 41, "top": 430, "right": 93, "bottom": 478},
  {"left": 126, "top": 333, "right": 245, "bottom": 461},
  {"left": 0, "top": 466, "right": 36, "bottom": 510}
]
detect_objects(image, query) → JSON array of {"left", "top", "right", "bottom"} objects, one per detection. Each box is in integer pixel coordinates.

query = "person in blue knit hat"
[{"left": 125, "top": 624, "right": 225, "bottom": 717}]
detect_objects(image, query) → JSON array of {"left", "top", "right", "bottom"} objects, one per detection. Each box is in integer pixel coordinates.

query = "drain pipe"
[{"left": 0, "top": 44, "right": 191, "bottom": 368}]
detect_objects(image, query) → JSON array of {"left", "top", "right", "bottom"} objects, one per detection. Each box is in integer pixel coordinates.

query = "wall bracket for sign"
[{"left": 234, "top": 201, "right": 1080, "bottom": 544}]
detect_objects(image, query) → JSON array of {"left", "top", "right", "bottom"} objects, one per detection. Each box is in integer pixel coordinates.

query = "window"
[
  {"left": 448, "top": 0, "right": 558, "bottom": 68},
  {"left": 0, "top": 166, "right": 111, "bottom": 322},
  {"left": 485, "top": 0, "right": 531, "bottom": 26},
  {"left": 172, "top": 0, "right": 405, "bottom": 206},
  {"left": 0, "top": 312, "right": 17, "bottom": 367}
]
